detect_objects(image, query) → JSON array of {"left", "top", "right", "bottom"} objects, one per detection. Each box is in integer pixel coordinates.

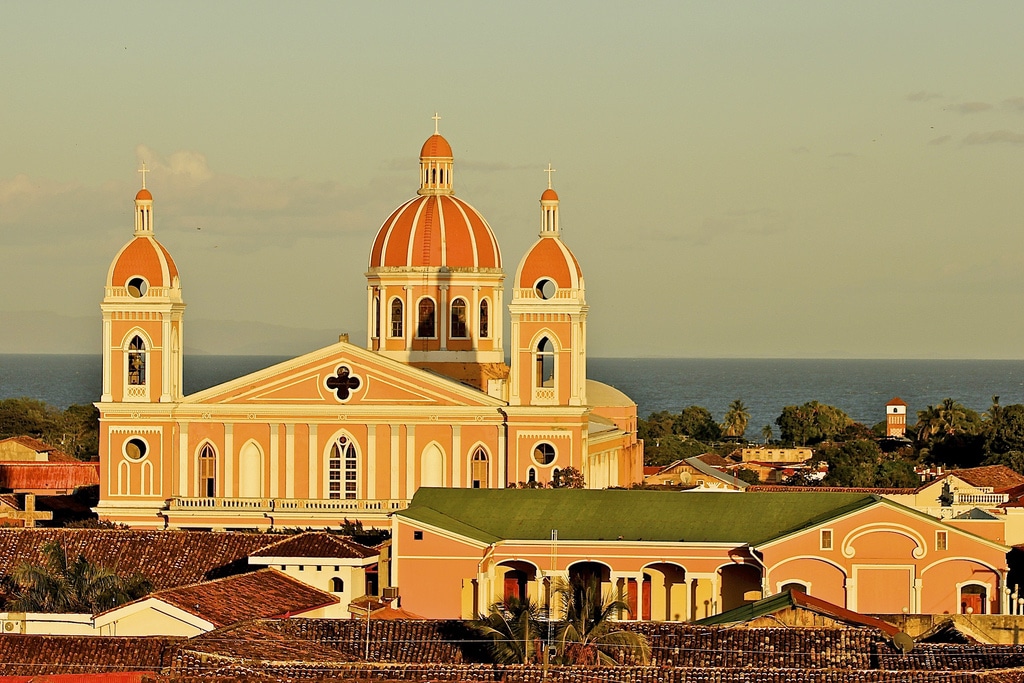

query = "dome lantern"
[{"left": 418, "top": 113, "right": 454, "bottom": 197}]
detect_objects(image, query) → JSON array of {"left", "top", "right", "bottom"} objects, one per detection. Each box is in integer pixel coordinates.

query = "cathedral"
[{"left": 95, "top": 123, "right": 644, "bottom": 529}]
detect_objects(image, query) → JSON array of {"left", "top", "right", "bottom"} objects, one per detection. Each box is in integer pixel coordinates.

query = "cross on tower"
[
  {"left": 432, "top": 112, "right": 441, "bottom": 135},
  {"left": 326, "top": 366, "right": 362, "bottom": 402},
  {"left": 544, "top": 163, "right": 556, "bottom": 189},
  {"left": 138, "top": 162, "right": 149, "bottom": 189}
]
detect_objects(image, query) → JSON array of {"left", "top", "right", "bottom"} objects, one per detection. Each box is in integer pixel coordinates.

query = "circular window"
[
  {"left": 533, "top": 442, "right": 556, "bottom": 466},
  {"left": 535, "top": 278, "right": 556, "bottom": 300},
  {"left": 124, "top": 437, "right": 148, "bottom": 461},
  {"left": 127, "top": 277, "right": 148, "bottom": 298}
]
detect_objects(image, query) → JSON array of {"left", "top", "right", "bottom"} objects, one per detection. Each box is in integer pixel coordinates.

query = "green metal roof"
[{"left": 397, "top": 488, "right": 879, "bottom": 545}]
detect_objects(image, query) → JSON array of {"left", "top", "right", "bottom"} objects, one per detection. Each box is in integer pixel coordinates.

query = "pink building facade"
[{"left": 392, "top": 489, "right": 1011, "bottom": 620}]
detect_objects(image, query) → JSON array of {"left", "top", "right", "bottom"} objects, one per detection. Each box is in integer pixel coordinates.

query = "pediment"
[{"left": 182, "top": 341, "right": 504, "bottom": 408}]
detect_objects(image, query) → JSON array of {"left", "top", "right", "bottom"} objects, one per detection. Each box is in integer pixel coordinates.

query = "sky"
[{"left": 2, "top": 2, "right": 1024, "bottom": 359}]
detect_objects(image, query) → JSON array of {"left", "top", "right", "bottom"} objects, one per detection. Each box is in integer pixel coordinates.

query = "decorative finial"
[
  {"left": 544, "top": 163, "right": 556, "bottom": 189},
  {"left": 138, "top": 162, "right": 149, "bottom": 189},
  {"left": 432, "top": 112, "right": 441, "bottom": 135}
]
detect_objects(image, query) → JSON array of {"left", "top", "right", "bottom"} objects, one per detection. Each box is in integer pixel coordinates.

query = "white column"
[
  {"left": 224, "top": 424, "right": 234, "bottom": 497},
  {"left": 471, "top": 286, "right": 480, "bottom": 351},
  {"left": 452, "top": 424, "right": 462, "bottom": 488},
  {"left": 160, "top": 316, "right": 172, "bottom": 402},
  {"left": 367, "top": 424, "right": 377, "bottom": 499},
  {"left": 101, "top": 315, "right": 112, "bottom": 401},
  {"left": 307, "top": 424, "right": 318, "bottom": 499},
  {"left": 269, "top": 424, "right": 280, "bottom": 498},
  {"left": 285, "top": 424, "right": 295, "bottom": 498},
  {"left": 405, "top": 286, "right": 413, "bottom": 351},
  {"left": 497, "top": 425, "right": 507, "bottom": 488},
  {"left": 366, "top": 286, "right": 374, "bottom": 348},
  {"left": 178, "top": 422, "right": 189, "bottom": 497},
  {"left": 406, "top": 424, "right": 416, "bottom": 499},
  {"left": 495, "top": 287, "right": 504, "bottom": 351},
  {"left": 440, "top": 285, "right": 448, "bottom": 351},
  {"left": 390, "top": 425, "right": 400, "bottom": 500},
  {"left": 379, "top": 285, "right": 387, "bottom": 347}
]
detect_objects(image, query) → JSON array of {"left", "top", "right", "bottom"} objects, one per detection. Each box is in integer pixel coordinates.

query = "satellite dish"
[{"left": 892, "top": 631, "right": 914, "bottom": 654}]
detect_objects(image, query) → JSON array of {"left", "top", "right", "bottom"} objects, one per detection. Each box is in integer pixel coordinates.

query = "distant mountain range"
[{"left": 0, "top": 311, "right": 359, "bottom": 356}]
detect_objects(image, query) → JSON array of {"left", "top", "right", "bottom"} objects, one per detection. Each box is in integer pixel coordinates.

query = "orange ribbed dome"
[
  {"left": 135, "top": 188, "right": 153, "bottom": 201},
  {"left": 516, "top": 237, "right": 582, "bottom": 291},
  {"left": 369, "top": 195, "right": 501, "bottom": 270},
  {"left": 107, "top": 237, "right": 179, "bottom": 290},
  {"left": 541, "top": 188, "right": 559, "bottom": 201},
  {"left": 420, "top": 134, "right": 453, "bottom": 159}
]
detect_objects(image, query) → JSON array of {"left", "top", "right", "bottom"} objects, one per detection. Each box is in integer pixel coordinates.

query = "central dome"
[
  {"left": 368, "top": 131, "right": 501, "bottom": 270},
  {"left": 368, "top": 195, "right": 501, "bottom": 269}
]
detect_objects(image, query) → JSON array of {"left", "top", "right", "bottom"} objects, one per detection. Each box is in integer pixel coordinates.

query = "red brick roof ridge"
[
  {"left": 748, "top": 485, "right": 915, "bottom": 494},
  {"left": 790, "top": 590, "right": 901, "bottom": 637},
  {"left": 251, "top": 531, "right": 378, "bottom": 559}
]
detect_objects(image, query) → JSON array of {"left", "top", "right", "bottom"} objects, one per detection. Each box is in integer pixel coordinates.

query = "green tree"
[
  {"left": 819, "top": 440, "right": 882, "bottom": 487},
  {"left": 874, "top": 459, "right": 920, "bottom": 488},
  {"left": 776, "top": 402, "right": 852, "bottom": 446},
  {"left": 677, "top": 406, "right": 722, "bottom": 442},
  {"left": 9, "top": 540, "right": 152, "bottom": 613},
  {"left": 760, "top": 424, "right": 773, "bottom": 444},
  {"left": 721, "top": 399, "right": 750, "bottom": 440},
  {"left": 554, "top": 466, "right": 586, "bottom": 489},
  {"left": 735, "top": 468, "right": 761, "bottom": 485},
  {"left": 469, "top": 595, "right": 545, "bottom": 664},
  {"left": 984, "top": 450, "right": 1024, "bottom": 475},
  {"left": 986, "top": 403, "right": 1024, "bottom": 456},
  {"left": 552, "top": 577, "right": 650, "bottom": 666}
]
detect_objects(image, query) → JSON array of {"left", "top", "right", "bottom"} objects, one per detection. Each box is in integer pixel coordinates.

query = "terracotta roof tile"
[
  {"left": 0, "top": 635, "right": 178, "bottom": 676},
  {"left": 749, "top": 485, "right": 916, "bottom": 494},
  {"left": 251, "top": 532, "right": 378, "bottom": 560},
  {"left": 952, "top": 466, "right": 1024, "bottom": 493},
  {"left": 0, "top": 530, "right": 280, "bottom": 593},
  {"left": 129, "top": 569, "right": 337, "bottom": 627},
  {"left": 0, "top": 437, "right": 76, "bottom": 463}
]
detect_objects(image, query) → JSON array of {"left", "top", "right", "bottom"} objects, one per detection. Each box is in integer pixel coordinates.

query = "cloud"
[
  {"left": 907, "top": 91, "right": 942, "bottom": 102},
  {"left": 791, "top": 146, "right": 810, "bottom": 154},
  {"left": 962, "top": 130, "right": 1024, "bottom": 145},
  {"left": 951, "top": 101, "right": 993, "bottom": 114},
  {"left": 829, "top": 152, "right": 857, "bottom": 159},
  {"left": 929, "top": 135, "right": 951, "bottom": 145},
  {"left": 1003, "top": 97, "right": 1024, "bottom": 111}
]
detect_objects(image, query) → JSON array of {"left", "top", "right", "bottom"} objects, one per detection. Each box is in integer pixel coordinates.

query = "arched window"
[
  {"left": 527, "top": 468, "right": 537, "bottom": 484},
  {"left": 417, "top": 298, "right": 436, "bottom": 338},
  {"left": 472, "top": 448, "right": 488, "bottom": 489},
  {"left": 331, "top": 577, "right": 345, "bottom": 593},
  {"left": 551, "top": 467, "right": 560, "bottom": 487},
  {"left": 479, "top": 299, "right": 489, "bottom": 338},
  {"left": 329, "top": 435, "right": 358, "bottom": 500},
  {"left": 535, "top": 337, "right": 554, "bottom": 387},
  {"left": 372, "top": 295, "right": 380, "bottom": 339},
  {"left": 390, "top": 298, "right": 403, "bottom": 338},
  {"left": 450, "top": 298, "right": 468, "bottom": 338},
  {"left": 128, "top": 336, "right": 146, "bottom": 385},
  {"left": 198, "top": 443, "right": 216, "bottom": 497}
]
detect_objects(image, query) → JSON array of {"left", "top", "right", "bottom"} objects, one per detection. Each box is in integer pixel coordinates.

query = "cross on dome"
[
  {"left": 138, "top": 162, "right": 149, "bottom": 189},
  {"left": 544, "top": 163, "right": 556, "bottom": 189},
  {"left": 432, "top": 112, "right": 441, "bottom": 135}
]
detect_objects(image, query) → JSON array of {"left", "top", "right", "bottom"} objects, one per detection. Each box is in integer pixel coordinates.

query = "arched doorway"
[
  {"left": 719, "top": 563, "right": 762, "bottom": 612},
  {"left": 641, "top": 563, "right": 687, "bottom": 621},
  {"left": 961, "top": 584, "right": 988, "bottom": 614}
]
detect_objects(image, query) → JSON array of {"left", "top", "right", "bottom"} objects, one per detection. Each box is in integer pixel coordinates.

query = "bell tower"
[
  {"left": 101, "top": 166, "right": 185, "bottom": 404},
  {"left": 509, "top": 169, "right": 588, "bottom": 407}
]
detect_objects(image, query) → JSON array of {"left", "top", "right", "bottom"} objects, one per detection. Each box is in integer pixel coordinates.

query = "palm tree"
[
  {"left": 761, "top": 424, "right": 773, "bottom": 444},
  {"left": 552, "top": 577, "right": 650, "bottom": 666},
  {"left": 8, "top": 540, "right": 151, "bottom": 613},
  {"left": 937, "top": 398, "right": 968, "bottom": 437},
  {"left": 469, "top": 595, "right": 545, "bottom": 664},
  {"left": 722, "top": 399, "right": 750, "bottom": 440}
]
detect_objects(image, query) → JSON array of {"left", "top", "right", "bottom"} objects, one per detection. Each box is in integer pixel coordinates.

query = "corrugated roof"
[
  {"left": 398, "top": 488, "right": 878, "bottom": 545},
  {"left": 0, "top": 463, "right": 99, "bottom": 490}
]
